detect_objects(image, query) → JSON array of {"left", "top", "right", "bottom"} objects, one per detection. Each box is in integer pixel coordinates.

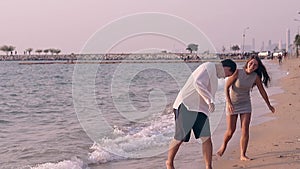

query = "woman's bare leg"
[
  {"left": 217, "top": 114, "right": 238, "bottom": 156},
  {"left": 239, "top": 113, "right": 252, "bottom": 161}
]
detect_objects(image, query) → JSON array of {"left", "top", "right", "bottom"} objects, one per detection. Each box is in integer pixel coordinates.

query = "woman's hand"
[{"left": 226, "top": 102, "right": 234, "bottom": 114}]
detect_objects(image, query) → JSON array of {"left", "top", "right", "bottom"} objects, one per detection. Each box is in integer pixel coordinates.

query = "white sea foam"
[
  {"left": 30, "top": 157, "right": 86, "bottom": 169},
  {"left": 87, "top": 112, "right": 174, "bottom": 162}
]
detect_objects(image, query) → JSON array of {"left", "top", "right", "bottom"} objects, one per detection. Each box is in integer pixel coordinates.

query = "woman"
[{"left": 217, "top": 55, "right": 275, "bottom": 161}]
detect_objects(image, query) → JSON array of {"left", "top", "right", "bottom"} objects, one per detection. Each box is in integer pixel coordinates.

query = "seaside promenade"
[{"left": 0, "top": 53, "right": 251, "bottom": 65}]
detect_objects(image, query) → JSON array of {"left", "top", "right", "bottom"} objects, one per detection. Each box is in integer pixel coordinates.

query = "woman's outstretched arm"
[{"left": 255, "top": 76, "right": 275, "bottom": 113}]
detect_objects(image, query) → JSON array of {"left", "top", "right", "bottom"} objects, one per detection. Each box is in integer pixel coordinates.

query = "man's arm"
[{"left": 194, "top": 69, "right": 214, "bottom": 105}]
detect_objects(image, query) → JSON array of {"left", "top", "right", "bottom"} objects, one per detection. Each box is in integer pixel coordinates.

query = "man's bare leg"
[
  {"left": 202, "top": 137, "right": 213, "bottom": 169},
  {"left": 166, "top": 139, "right": 183, "bottom": 169}
]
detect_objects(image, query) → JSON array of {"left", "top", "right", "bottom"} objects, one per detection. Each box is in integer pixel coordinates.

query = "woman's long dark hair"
[{"left": 244, "top": 55, "right": 270, "bottom": 87}]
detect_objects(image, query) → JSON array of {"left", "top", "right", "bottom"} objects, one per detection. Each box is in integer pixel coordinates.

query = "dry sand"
[{"left": 213, "top": 57, "right": 300, "bottom": 169}]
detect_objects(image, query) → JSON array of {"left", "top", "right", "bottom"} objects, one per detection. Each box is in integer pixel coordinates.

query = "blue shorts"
[{"left": 174, "top": 103, "right": 211, "bottom": 142}]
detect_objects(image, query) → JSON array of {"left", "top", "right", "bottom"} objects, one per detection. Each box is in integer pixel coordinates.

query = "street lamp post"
[{"left": 242, "top": 27, "right": 250, "bottom": 56}]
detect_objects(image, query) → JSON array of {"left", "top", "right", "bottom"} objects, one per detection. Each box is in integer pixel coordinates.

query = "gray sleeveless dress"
[{"left": 228, "top": 68, "right": 257, "bottom": 114}]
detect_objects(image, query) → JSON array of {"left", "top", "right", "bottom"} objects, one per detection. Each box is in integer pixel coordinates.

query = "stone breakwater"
[{"left": 0, "top": 53, "right": 216, "bottom": 61}]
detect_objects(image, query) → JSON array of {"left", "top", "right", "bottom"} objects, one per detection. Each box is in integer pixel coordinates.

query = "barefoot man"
[{"left": 166, "top": 59, "right": 237, "bottom": 169}]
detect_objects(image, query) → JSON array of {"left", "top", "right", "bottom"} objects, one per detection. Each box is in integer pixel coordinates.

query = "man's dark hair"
[{"left": 221, "top": 59, "right": 237, "bottom": 73}]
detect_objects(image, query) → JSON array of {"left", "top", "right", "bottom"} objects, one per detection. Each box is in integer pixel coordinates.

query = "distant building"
[
  {"left": 286, "top": 28, "right": 291, "bottom": 53},
  {"left": 278, "top": 40, "right": 282, "bottom": 50},
  {"left": 261, "top": 41, "right": 265, "bottom": 51}
]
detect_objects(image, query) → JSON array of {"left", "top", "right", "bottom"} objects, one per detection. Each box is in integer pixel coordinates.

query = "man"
[{"left": 166, "top": 59, "right": 237, "bottom": 169}]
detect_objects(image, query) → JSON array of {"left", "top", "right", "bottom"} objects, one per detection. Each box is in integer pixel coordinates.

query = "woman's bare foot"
[
  {"left": 166, "top": 160, "right": 175, "bottom": 169},
  {"left": 216, "top": 146, "right": 225, "bottom": 157},
  {"left": 205, "top": 165, "right": 212, "bottom": 169},
  {"left": 240, "top": 155, "right": 252, "bottom": 161}
]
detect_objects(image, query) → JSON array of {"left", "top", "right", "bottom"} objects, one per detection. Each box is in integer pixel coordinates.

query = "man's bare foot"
[
  {"left": 240, "top": 155, "right": 252, "bottom": 161},
  {"left": 166, "top": 160, "right": 175, "bottom": 169}
]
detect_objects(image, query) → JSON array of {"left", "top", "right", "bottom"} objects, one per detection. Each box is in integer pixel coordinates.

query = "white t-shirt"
[{"left": 173, "top": 62, "right": 218, "bottom": 116}]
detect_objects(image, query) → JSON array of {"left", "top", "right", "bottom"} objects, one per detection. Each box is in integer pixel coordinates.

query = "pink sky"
[{"left": 0, "top": 0, "right": 300, "bottom": 54}]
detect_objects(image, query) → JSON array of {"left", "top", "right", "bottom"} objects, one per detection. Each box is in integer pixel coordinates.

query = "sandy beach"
[{"left": 213, "top": 57, "right": 300, "bottom": 169}]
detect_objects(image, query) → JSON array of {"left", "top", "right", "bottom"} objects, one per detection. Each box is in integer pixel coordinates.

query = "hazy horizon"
[{"left": 1, "top": 0, "right": 300, "bottom": 54}]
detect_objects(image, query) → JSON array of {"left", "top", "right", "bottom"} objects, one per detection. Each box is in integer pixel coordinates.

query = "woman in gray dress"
[{"left": 217, "top": 55, "right": 275, "bottom": 161}]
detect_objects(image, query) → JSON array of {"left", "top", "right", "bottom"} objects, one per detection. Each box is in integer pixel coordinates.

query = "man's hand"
[{"left": 208, "top": 103, "right": 215, "bottom": 113}]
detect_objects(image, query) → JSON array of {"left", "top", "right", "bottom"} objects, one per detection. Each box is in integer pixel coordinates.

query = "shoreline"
[{"left": 213, "top": 57, "right": 300, "bottom": 169}]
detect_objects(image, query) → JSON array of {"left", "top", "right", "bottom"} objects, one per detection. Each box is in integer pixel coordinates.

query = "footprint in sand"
[{"left": 232, "top": 164, "right": 246, "bottom": 168}]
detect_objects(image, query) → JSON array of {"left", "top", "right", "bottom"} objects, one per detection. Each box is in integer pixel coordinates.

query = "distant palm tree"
[
  {"left": 294, "top": 34, "right": 300, "bottom": 57},
  {"left": 0, "top": 45, "right": 15, "bottom": 56},
  {"left": 0, "top": 45, "right": 9, "bottom": 55},
  {"left": 54, "top": 49, "right": 61, "bottom": 55},
  {"left": 49, "top": 48, "right": 54, "bottom": 55},
  {"left": 43, "top": 49, "right": 49, "bottom": 55},
  {"left": 8, "top": 46, "right": 15, "bottom": 55},
  {"left": 35, "top": 49, "right": 43, "bottom": 55},
  {"left": 231, "top": 45, "right": 240, "bottom": 52},
  {"left": 186, "top": 47, "right": 192, "bottom": 53},
  {"left": 48, "top": 48, "right": 61, "bottom": 55},
  {"left": 25, "top": 48, "right": 33, "bottom": 55},
  {"left": 186, "top": 43, "right": 198, "bottom": 53}
]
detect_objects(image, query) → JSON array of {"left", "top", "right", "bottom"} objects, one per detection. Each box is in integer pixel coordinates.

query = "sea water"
[{"left": 0, "top": 60, "right": 286, "bottom": 169}]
